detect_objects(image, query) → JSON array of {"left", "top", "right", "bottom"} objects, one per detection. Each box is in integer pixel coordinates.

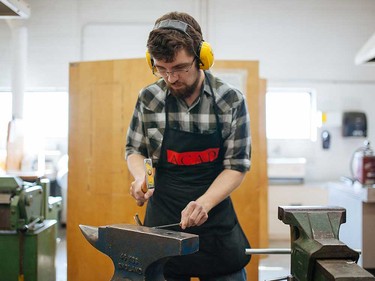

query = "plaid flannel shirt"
[{"left": 125, "top": 71, "right": 251, "bottom": 172}]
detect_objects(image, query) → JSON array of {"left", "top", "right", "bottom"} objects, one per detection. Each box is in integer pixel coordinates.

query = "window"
[
  {"left": 266, "top": 89, "right": 316, "bottom": 140},
  {"left": 23, "top": 92, "right": 68, "bottom": 139},
  {"left": 0, "top": 91, "right": 69, "bottom": 151}
]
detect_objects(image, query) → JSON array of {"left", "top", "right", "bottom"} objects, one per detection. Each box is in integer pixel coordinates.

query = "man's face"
[{"left": 153, "top": 49, "right": 201, "bottom": 99}]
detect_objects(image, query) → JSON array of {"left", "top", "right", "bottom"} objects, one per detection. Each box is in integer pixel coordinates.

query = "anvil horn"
[{"left": 79, "top": 224, "right": 99, "bottom": 247}]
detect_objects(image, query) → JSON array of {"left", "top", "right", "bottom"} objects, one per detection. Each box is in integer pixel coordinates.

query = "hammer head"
[{"left": 79, "top": 224, "right": 199, "bottom": 281}]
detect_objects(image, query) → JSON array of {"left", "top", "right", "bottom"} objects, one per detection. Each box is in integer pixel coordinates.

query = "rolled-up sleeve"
[
  {"left": 222, "top": 96, "right": 251, "bottom": 172},
  {"left": 125, "top": 98, "right": 148, "bottom": 159}
]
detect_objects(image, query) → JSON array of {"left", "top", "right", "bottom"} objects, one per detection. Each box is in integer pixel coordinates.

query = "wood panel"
[
  {"left": 68, "top": 59, "right": 157, "bottom": 280},
  {"left": 68, "top": 59, "right": 267, "bottom": 280},
  {"left": 211, "top": 61, "right": 264, "bottom": 280}
]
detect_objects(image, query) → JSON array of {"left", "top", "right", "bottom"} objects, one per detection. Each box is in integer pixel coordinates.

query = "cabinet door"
[
  {"left": 212, "top": 61, "right": 266, "bottom": 279},
  {"left": 68, "top": 59, "right": 157, "bottom": 280},
  {"left": 68, "top": 59, "right": 266, "bottom": 281}
]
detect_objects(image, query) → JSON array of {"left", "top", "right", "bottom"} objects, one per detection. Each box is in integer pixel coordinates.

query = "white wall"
[
  {"left": 0, "top": 0, "right": 210, "bottom": 89},
  {"left": 1, "top": 0, "right": 375, "bottom": 181},
  {"left": 211, "top": 0, "right": 375, "bottom": 181}
]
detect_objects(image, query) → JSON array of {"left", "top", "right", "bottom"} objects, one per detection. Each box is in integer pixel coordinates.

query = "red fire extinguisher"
[{"left": 351, "top": 140, "right": 375, "bottom": 186}]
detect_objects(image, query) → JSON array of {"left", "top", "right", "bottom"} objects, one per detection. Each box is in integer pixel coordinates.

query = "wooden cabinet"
[{"left": 68, "top": 58, "right": 267, "bottom": 280}]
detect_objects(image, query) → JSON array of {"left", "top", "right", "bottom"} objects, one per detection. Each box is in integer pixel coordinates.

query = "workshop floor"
[
  {"left": 55, "top": 225, "right": 290, "bottom": 281},
  {"left": 56, "top": 225, "right": 67, "bottom": 281}
]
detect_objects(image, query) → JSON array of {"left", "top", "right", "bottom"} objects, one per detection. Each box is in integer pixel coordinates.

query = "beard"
[{"left": 167, "top": 72, "right": 201, "bottom": 100}]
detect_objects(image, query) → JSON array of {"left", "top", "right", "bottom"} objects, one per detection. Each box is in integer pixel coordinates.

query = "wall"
[
  {"left": 0, "top": 0, "right": 205, "bottom": 89},
  {"left": 1, "top": 0, "right": 375, "bottom": 180},
  {"left": 209, "top": 0, "right": 375, "bottom": 182},
  {"left": 268, "top": 82, "right": 375, "bottom": 181}
]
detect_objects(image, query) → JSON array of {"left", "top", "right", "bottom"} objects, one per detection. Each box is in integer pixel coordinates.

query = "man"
[{"left": 126, "top": 11, "right": 251, "bottom": 281}]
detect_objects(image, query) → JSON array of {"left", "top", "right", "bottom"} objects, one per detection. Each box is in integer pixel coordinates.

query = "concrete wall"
[{"left": 1, "top": 0, "right": 375, "bottom": 181}]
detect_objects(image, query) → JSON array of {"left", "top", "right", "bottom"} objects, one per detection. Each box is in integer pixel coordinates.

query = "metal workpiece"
[
  {"left": 79, "top": 223, "right": 199, "bottom": 281},
  {"left": 278, "top": 206, "right": 374, "bottom": 281}
]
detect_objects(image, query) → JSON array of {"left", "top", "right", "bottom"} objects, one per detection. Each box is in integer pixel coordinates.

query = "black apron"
[{"left": 144, "top": 78, "right": 251, "bottom": 278}]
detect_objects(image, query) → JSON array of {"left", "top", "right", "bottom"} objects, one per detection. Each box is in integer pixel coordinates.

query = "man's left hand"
[{"left": 180, "top": 201, "right": 208, "bottom": 229}]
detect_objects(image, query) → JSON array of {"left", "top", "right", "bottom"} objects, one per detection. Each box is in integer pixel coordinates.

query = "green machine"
[{"left": 0, "top": 175, "right": 62, "bottom": 281}]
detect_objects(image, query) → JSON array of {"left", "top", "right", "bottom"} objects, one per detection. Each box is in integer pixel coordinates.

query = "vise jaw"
[
  {"left": 79, "top": 224, "right": 199, "bottom": 281},
  {"left": 278, "top": 206, "right": 373, "bottom": 281}
]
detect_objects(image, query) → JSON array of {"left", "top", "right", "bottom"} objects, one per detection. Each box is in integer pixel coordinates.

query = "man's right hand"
[{"left": 130, "top": 178, "right": 154, "bottom": 206}]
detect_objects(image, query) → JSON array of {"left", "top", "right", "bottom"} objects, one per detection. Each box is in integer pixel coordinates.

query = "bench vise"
[
  {"left": 0, "top": 175, "right": 61, "bottom": 232},
  {"left": 279, "top": 206, "right": 375, "bottom": 281},
  {"left": 79, "top": 224, "right": 199, "bottom": 280}
]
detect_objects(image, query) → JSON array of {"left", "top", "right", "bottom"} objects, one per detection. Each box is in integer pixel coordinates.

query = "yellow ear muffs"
[
  {"left": 145, "top": 50, "right": 154, "bottom": 71},
  {"left": 198, "top": 41, "right": 214, "bottom": 70},
  {"left": 146, "top": 42, "right": 214, "bottom": 72}
]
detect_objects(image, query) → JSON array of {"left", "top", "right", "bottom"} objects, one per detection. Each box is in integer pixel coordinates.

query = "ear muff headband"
[{"left": 146, "top": 19, "right": 214, "bottom": 71}]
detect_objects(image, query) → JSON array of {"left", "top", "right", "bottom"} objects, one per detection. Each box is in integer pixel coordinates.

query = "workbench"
[
  {"left": 326, "top": 181, "right": 375, "bottom": 275},
  {"left": 0, "top": 220, "right": 57, "bottom": 280}
]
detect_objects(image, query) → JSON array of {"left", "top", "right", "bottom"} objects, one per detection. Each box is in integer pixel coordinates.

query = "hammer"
[{"left": 79, "top": 224, "right": 199, "bottom": 281}]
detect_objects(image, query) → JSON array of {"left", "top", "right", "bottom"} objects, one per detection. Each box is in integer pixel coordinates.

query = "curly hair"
[{"left": 147, "top": 12, "right": 203, "bottom": 65}]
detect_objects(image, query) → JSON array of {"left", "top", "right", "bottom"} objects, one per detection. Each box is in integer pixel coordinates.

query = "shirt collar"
[{"left": 203, "top": 70, "right": 215, "bottom": 98}]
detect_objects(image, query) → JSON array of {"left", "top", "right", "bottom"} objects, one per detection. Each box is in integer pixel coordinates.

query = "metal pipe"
[
  {"left": 245, "top": 248, "right": 362, "bottom": 255},
  {"left": 245, "top": 248, "right": 291, "bottom": 255}
]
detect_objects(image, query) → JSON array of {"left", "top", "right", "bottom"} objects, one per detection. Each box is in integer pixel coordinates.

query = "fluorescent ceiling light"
[
  {"left": 0, "top": 0, "right": 30, "bottom": 18},
  {"left": 355, "top": 32, "right": 375, "bottom": 65}
]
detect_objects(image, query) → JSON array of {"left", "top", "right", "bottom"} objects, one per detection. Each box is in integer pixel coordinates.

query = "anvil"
[{"left": 79, "top": 224, "right": 199, "bottom": 281}]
